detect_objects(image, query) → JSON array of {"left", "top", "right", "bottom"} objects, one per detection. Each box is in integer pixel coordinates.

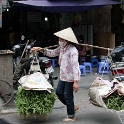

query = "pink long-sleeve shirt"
[{"left": 45, "top": 44, "right": 81, "bottom": 82}]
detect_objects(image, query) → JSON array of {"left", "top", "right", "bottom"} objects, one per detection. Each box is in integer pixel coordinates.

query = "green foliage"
[
  {"left": 14, "top": 86, "right": 57, "bottom": 117},
  {"left": 103, "top": 91, "right": 124, "bottom": 111}
]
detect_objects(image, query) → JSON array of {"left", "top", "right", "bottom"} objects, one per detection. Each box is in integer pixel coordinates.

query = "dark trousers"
[{"left": 56, "top": 80, "right": 75, "bottom": 118}]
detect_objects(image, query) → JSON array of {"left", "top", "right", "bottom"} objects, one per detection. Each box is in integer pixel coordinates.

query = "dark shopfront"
[
  {"left": 1, "top": 0, "right": 123, "bottom": 56},
  {"left": 1, "top": 6, "right": 60, "bottom": 50}
]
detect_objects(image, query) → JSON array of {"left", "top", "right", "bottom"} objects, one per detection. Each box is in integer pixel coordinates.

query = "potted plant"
[{"left": 14, "top": 86, "right": 57, "bottom": 122}]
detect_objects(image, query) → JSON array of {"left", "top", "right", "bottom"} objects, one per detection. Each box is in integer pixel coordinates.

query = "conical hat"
[{"left": 54, "top": 27, "right": 79, "bottom": 44}]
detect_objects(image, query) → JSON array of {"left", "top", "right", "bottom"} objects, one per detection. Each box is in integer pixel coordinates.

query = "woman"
[
  {"left": 30, "top": 27, "right": 81, "bottom": 122},
  {"left": 77, "top": 35, "right": 90, "bottom": 64}
]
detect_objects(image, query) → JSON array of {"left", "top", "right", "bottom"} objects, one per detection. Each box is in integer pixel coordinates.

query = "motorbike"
[
  {"left": 12, "top": 38, "right": 58, "bottom": 87},
  {"left": 11, "top": 35, "right": 26, "bottom": 70},
  {"left": 109, "top": 61, "right": 124, "bottom": 82},
  {"left": 109, "top": 43, "right": 124, "bottom": 82}
]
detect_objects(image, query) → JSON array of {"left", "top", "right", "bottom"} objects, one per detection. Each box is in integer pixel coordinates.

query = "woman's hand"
[
  {"left": 30, "top": 47, "right": 43, "bottom": 53},
  {"left": 73, "top": 81, "right": 79, "bottom": 92}
]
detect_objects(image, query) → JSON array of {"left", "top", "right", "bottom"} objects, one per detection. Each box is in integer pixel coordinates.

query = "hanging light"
[{"left": 45, "top": 17, "right": 48, "bottom": 21}]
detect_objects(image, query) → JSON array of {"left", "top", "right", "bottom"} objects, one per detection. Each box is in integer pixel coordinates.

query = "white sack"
[
  {"left": 115, "top": 83, "right": 124, "bottom": 95},
  {"left": 88, "top": 77, "right": 114, "bottom": 108},
  {"left": 89, "top": 85, "right": 111, "bottom": 108},
  {"left": 89, "top": 77, "right": 124, "bottom": 109},
  {"left": 18, "top": 72, "right": 53, "bottom": 91}
]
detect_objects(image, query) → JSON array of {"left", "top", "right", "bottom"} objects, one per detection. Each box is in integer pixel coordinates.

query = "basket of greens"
[
  {"left": 88, "top": 77, "right": 124, "bottom": 111},
  {"left": 103, "top": 91, "right": 124, "bottom": 111},
  {"left": 14, "top": 86, "right": 57, "bottom": 121}
]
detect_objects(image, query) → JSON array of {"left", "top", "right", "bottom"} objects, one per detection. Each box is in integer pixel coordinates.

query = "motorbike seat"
[{"left": 20, "top": 58, "right": 33, "bottom": 64}]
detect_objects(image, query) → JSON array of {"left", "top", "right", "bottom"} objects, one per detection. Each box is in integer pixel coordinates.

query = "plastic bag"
[{"left": 18, "top": 72, "right": 53, "bottom": 92}]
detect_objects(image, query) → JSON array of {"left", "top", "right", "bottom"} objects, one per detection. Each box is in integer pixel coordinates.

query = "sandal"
[
  {"left": 74, "top": 105, "right": 79, "bottom": 112},
  {"left": 62, "top": 117, "right": 76, "bottom": 122}
]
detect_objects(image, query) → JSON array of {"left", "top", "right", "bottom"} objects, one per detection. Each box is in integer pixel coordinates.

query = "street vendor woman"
[{"left": 30, "top": 27, "right": 81, "bottom": 122}]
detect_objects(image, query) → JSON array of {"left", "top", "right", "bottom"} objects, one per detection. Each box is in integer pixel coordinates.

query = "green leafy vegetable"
[
  {"left": 14, "top": 86, "right": 57, "bottom": 117},
  {"left": 103, "top": 91, "right": 124, "bottom": 111}
]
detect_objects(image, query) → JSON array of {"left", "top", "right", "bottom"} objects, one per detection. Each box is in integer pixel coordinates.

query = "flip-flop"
[{"left": 62, "top": 117, "right": 76, "bottom": 122}]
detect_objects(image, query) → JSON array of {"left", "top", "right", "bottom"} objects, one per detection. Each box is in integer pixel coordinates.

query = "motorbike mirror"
[
  {"left": 21, "top": 35, "right": 25, "bottom": 40},
  {"left": 30, "top": 40, "right": 36, "bottom": 46}
]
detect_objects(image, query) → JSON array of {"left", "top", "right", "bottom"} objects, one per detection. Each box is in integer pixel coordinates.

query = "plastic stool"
[
  {"left": 50, "top": 59, "right": 58, "bottom": 67},
  {"left": 98, "top": 62, "right": 109, "bottom": 74},
  {"left": 83, "top": 62, "right": 92, "bottom": 73},
  {"left": 79, "top": 65, "right": 86, "bottom": 76},
  {"left": 100, "top": 60, "right": 106, "bottom": 62},
  {"left": 79, "top": 57, "right": 86, "bottom": 64},
  {"left": 90, "top": 58, "right": 98, "bottom": 67}
]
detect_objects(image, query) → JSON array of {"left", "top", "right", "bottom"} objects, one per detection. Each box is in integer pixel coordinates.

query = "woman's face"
[{"left": 58, "top": 38, "right": 69, "bottom": 47}]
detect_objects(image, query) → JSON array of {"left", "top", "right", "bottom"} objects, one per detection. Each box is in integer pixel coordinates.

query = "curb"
[{"left": 0, "top": 108, "right": 17, "bottom": 115}]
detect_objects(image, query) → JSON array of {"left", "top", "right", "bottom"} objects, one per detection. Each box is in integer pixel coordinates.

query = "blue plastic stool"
[
  {"left": 79, "top": 65, "right": 86, "bottom": 76},
  {"left": 100, "top": 60, "right": 106, "bottom": 62},
  {"left": 79, "top": 57, "right": 86, "bottom": 64},
  {"left": 98, "top": 62, "right": 109, "bottom": 74},
  {"left": 90, "top": 58, "right": 98, "bottom": 67},
  {"left": 83, "top": 62, "right": 92, "bottom": 73},
  {"left": 50, "top": 59, "right": 58, "bottom": 67}
]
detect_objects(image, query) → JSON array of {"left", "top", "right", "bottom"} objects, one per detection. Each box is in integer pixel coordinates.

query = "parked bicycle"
[{"left": 0, "top": 79, "right": 14, "bottom": 106}]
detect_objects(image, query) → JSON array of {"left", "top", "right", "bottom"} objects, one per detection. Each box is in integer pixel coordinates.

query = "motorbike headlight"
[{"left": 14, "top": 45, "right": 20, "bottom": 49}]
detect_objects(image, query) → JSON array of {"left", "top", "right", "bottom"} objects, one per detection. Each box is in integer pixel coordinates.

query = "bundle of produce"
[
  {"left": 103, "top": 91, "right": 124, "bottom": 111},
  {"left": 89, "top": 77, "right": 124, "bottom": 111},
  {"left": 88, "top": 77, "right": 113, "bottom": 108},
  {"left": 14, "top": 86, "right": 57, "bottom": 120}
]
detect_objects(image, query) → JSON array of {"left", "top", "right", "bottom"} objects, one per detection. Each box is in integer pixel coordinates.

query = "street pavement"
[{"left": 0, "top": 67, "right": 124, "bottom": 124}]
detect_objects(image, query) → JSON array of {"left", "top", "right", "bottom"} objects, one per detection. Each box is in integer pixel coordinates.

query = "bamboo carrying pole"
[
  {"left": 43, "top": 43, "right": 113, "bottom": 51},
  {"left": 78, "top": 43, "right": 113, "bottom": 51},
  {"left": 44, "top": 45, "right": 59, "bottom": 49}
]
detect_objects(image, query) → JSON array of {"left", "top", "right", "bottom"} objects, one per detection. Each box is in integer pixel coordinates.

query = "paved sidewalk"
[{"left": 0, "top": 67, "right": 124, "bottom": 124}]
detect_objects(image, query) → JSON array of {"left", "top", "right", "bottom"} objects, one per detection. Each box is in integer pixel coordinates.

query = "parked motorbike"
[
  {"left": 109, "top": 62, "right": 124, "bottom": 82},
  {"left": 109, "top": 43, "right": 124, "bottom": 82},
  {"left": 12, "top": 39, "right": 58, "bottom": 87},
  {"left": 11, "top": 35, "right": 26, "bottom": 70}
]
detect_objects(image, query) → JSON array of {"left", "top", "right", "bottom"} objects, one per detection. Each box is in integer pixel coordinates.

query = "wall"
[
  {"left": 59, "top": 13, "right": 93, "bottom": 55},
  {"left": 94, "top": 33, "right": 115, "bottom": 55}
]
